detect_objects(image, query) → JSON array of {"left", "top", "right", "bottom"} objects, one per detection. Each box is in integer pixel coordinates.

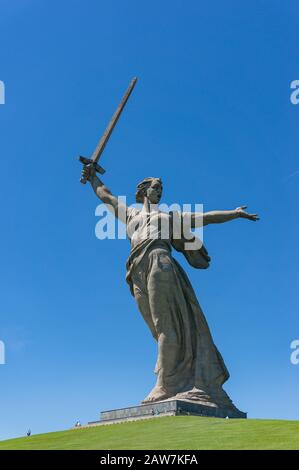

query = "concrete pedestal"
[{"left": 87, "top": 399, "right": 246, "bottom": 426}]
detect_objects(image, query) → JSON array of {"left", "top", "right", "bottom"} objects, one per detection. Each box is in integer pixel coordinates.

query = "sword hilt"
[{"left": 79, "top": 156, "right": 106, "bottom": 184}]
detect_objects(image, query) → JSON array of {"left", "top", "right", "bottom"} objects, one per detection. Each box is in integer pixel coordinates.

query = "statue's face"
[{"left": 146, "top": 179, "right": 162, "bottom": 204}]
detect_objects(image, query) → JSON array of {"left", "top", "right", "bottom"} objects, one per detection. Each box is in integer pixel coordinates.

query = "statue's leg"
[
  {"left": 132, "top": 282, "right": 158, "bottom": 341},
  {"left": 142, "top": 251, "right": 194, "bottom": 403},
  {"left": 131, "top": 276, "right": 172, "bottom": 403}
]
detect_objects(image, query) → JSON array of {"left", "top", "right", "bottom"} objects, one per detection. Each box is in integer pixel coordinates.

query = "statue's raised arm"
[{"left": 81, "top": 164, "right": 127, "bottom": 224}]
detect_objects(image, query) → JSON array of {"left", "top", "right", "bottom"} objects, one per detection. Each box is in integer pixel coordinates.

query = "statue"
[
  {"left": 79, "top": 79, "right": 259, "bottom": 416},
  {"left": 81, "top": 167, "right": 259, "bottom": 412}
]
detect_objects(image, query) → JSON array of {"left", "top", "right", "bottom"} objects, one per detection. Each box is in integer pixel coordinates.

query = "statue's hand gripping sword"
[{"left": 78, "top": 77, "right": 138, "bottom": 184}]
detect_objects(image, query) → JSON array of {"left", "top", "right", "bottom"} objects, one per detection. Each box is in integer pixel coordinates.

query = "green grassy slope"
[{"left": 1, "top": 416, "right": 299, "bottom": 450}]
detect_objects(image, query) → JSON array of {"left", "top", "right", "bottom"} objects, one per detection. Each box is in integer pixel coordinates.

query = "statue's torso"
[{"left": 127, "top": 208, "right": 173, "bottom": 252}]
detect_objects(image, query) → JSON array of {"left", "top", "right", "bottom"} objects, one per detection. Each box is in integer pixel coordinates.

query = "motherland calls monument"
[{"left": 79, "top": 78, "right": 259, "bottom": 422}]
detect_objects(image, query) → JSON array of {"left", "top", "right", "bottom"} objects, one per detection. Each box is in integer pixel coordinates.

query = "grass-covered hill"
[{"left": 0, "top": 416, "right": 298, "bottom": 450}]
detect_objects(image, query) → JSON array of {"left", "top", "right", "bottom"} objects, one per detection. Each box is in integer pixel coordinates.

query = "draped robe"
[{"left": 126, "top": 207, "right": 233, "bottom": 407}]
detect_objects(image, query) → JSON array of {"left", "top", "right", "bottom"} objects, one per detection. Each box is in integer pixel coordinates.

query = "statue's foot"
[
  {"left": 141, "top": 386, "right": 171, "bottom": 404},
  {"left": 175, "top": 387, "right": 214, "bottom": 405}
]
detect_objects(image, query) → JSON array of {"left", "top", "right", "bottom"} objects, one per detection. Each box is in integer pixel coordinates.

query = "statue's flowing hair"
[{"left": 135, "top": 177, "right": 162, "bottom": 203}]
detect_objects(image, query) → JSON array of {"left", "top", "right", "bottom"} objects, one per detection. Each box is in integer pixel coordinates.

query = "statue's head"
[{"left": 136, "top": 177, "right": 163, "bottom": 204}]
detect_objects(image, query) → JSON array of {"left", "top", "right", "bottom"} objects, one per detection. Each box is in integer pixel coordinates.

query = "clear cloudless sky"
[{"left": 0, "top": 0, "right": 298, "bottom": 440}]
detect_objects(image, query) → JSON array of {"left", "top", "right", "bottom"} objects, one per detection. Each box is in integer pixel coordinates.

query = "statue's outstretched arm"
[
  {"left": 81, "top": 164, "right": 127, "bottom": 223},
  {"left": 190, "top": 206, "right": 259, "bottom": 228}
]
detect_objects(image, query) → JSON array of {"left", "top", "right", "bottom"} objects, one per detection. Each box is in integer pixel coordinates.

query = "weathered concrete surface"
[{"left": 86, "top": 399, "right": 246, "bottom": 426}]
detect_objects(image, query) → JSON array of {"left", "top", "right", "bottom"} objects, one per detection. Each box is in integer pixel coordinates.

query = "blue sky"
[{"left": 0, "top": 0, "right": 298, "bottom": 440}]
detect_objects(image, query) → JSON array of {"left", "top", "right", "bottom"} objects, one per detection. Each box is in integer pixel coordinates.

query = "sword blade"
[{"left": 91, "top": 77, "right": 138, "bottom": 163}]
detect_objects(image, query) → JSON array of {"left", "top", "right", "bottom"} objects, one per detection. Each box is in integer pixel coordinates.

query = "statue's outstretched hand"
[
  {"left": 81, "top": 163, "right": 96, "bottom": 182},
  {"left": 235, "top": 206, "right": 259, "bottom": 221}
]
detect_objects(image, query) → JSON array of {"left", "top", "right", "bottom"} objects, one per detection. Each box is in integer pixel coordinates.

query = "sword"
[{"left": 79, "top": 77, "right": 138, "bottom": 184}]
